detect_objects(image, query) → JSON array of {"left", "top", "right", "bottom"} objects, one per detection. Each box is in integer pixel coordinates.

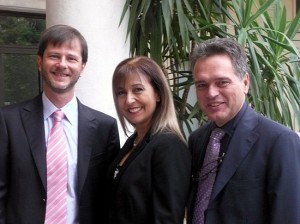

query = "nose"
[
  {"left": 207, "top": 85, "right": 219, "bottom": 99},
  {"left": 55, "top": 57, "right": 67, "bottom": 69},
  {"left": 126, "top": 92, "right": 136, "bottom": 104}
]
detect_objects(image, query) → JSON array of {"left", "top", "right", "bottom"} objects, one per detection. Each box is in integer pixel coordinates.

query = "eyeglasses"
[{"left": 193, "top": 153, "right": 225, "bottom": 181}]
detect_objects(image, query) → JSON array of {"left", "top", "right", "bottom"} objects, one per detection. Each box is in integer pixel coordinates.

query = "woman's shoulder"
[
  {"left": 146, "top": 131, "right": 188, "bottom": 153},
  {"left": 150, "top": 131, "right": 185, "bottom": 143},
  {"left": 147, "top": 132, "right": 191, "bottom": 162}
]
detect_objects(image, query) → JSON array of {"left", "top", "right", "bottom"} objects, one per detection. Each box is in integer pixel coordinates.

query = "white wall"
[
  {"left": 0, "top": 0, "right": 130, "bottom": 144},
  {"left": 0, "top": 0, "right": 45, "bottom": 13},
  {"left": 46, "top": 0, "right": 130, "bottom": 144}
]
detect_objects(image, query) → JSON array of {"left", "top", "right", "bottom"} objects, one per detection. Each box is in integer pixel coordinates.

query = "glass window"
[{"left": 0, "top": 12, "right": 45, "bottom": 106}]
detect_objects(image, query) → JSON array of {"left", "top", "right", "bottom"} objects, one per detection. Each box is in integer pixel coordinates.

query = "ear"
[
  {"left": 37, "top": 56, "right": 42, "bottom": 72},
  {"left": 155, "top": 92, "right": 160, "bottom": 102},
  {"left": 81, "top": 63, "right": 86, "bottom": 70},
  {"left": 243, "top": 73, "right": 250, "bottom": 94},
  {"left": 79, "top": 63, "right": 86, "bottom": 76}
]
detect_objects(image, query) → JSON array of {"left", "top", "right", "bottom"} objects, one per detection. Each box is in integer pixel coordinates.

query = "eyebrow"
[{"left": 194, "top": 77, "right": 231, "bottom": 82}]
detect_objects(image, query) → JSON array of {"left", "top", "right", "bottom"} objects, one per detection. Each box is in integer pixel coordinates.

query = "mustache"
[{"left": 51, "top": 69, "right": 69, "bottom": 75}]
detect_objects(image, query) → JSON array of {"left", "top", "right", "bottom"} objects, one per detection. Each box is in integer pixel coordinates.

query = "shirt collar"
[
  {"left": 214, "top": 102, "right": 248, "bottom": 136},
  {"left": 42, "top": 92, "right": 78, "bottom": 125}
]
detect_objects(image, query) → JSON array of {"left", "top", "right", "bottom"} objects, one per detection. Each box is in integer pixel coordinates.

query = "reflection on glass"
[
  {"left": 0, "top": 14, "right": 45, "bottom": 106},
  {"left": 3, "top": 54, "right": 39, "bottom": 105}
]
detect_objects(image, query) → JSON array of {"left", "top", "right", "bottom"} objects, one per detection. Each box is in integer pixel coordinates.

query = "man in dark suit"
[
  {"left": 187, "top": 38, "right": 300, "bottom": 224},
  {"left": 0, "top": 25, "right": 120, "bottom": 223}
]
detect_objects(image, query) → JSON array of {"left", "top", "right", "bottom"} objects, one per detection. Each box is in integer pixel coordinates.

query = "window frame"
[{"left": 0, "top": 10, "right": 45, "bottom": 106}]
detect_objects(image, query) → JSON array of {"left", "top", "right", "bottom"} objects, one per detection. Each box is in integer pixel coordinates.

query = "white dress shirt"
[{"left": 43, "top": 92, "right": 79, "bottom": 224}]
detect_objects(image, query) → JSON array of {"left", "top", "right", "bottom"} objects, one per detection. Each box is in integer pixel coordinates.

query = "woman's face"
[{"left": 116, "top": 72, "right": 160, "bottom": 134}]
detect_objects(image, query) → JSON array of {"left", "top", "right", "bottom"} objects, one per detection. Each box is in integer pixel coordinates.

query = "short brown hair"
[{"left": 37, "top": 24, "right": 88, "bottom": 63}]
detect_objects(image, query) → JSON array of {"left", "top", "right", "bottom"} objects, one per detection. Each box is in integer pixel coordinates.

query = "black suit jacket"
[
  {"left": 187, "top": 105, "right": 300, "bottom": 224},
  {"left": 106, "top": 132, "right": 191, "bottom": 224},
  {"left": 0, "top": 94, "right": 120, "bottom": 224}
]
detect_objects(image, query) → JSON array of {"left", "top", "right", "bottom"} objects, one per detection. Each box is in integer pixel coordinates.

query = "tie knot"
[
  {"left": 210, "top": 128, "right": 225, "bottom": 141},
  {"left": 52, "top": 110, "right": 64, "bottom": 122}
]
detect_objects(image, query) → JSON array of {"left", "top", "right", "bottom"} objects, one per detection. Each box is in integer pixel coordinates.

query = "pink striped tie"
[{"left": 45, "top": 110, "right": 67, "bottom": 224}]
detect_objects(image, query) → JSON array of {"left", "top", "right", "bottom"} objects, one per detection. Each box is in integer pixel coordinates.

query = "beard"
[{"left": 40, "top": 69, "right": 81, "bottom": 94}]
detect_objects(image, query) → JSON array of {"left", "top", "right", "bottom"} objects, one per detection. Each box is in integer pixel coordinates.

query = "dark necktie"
[{"left": 192, "top": 128, "right": 225, "bottom": 224}]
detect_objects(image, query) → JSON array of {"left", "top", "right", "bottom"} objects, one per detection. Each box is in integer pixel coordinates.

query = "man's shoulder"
[
  {"left": 188, "top": 122, "right": 211, "bottom": 144},
  {"left": 78, "top": 102, "right": 116, "bottom": 123},
  {"left": 257, "top": 113, "right": 295, "bottom": 133},
  {"left": 0, "top": 95, "right": 41, "bottom": 114},
  {"left": 190, "top": 122, "right": 211, "bottom": 135},
  {"left": 244, "top": 110, "right": 299, "bottom": 143}
]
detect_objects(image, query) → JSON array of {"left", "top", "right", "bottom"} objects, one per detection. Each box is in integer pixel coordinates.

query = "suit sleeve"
[
  {"left": 0, "top": 109, "right": 8, "bottom": 223},
  {"left": 152, "top": 135, "right": 191, "bottom": 224},
  {"left": 267, "top": 131, "right": 300, "bottom": 224}
]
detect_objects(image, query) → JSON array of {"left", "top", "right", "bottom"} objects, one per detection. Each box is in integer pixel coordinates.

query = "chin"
[{"left": 209, "top": 114, "right": 226, "bottom": 125}]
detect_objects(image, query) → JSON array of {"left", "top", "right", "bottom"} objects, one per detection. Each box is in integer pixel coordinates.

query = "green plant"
[
  {"left": 214, "top": 0, "right": 300, "bottom": 129},
  {"left": 120, "top": 0, "right": 205, "bottom": 136},
  {"left": 120, "top": 0, "right": 300, "bottom": 137}
]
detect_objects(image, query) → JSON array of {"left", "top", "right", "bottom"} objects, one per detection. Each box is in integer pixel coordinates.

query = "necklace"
[{"left": 133, "top": 136, "right": 139, "bottom": 147}]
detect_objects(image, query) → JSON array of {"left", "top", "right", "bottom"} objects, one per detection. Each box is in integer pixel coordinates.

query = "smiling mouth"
[
  {"left": 51, "top": 68, "right": 69, "bottom": 76},
  {"left": 128, "top": 107, "right": 142, "bottom": 113},
  {"left": 53, "top": 71, "right": 69, "bottom": 76},
  {"left": 208, "top": 102, "right": 223, "bottom": 107}
]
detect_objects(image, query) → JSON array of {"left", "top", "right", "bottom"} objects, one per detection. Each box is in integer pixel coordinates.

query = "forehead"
[
  {"left": 46, "top": 38, "right": 82, "bottom": 52},
  {"left": 193, "top": 54, "right": 235, "bottom": 79},
  {"left": 117, "top": 72, "right": 151, "bottom": 87}
]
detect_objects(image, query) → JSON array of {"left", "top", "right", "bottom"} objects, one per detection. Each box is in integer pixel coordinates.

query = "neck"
[
  {"left": 134, "top": 129, "right": 148, "bottom": 146},
  {"left": 44, "top": 90, "right": 74, "bottom": 108}
]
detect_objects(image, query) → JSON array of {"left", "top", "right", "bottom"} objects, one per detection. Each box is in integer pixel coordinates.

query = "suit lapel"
[
  {"left": 210, "top": 107, "right": 260, "bottom": 201},
  {"left": 109, "top": 133, "right": 149, "bottom": 195},
  {"left": 193, "top": 124, "right": 213, "bottom": 176},
  {"left": 21, "top": 95, "right": 47, "bottom": 189},
  {"left": 77, "top": 101, "right": 97, "bottom": 195},
  {"left": 108, "top": 136, "right": 135, "bottom": 194}
]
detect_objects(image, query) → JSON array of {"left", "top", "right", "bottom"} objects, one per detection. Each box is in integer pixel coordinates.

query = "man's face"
[
  {"left": 37, "top": 38, "right": 85, "bottom": 95},
  {"left": 193, "top": 54, "right": 249, "bottom": 127}
]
